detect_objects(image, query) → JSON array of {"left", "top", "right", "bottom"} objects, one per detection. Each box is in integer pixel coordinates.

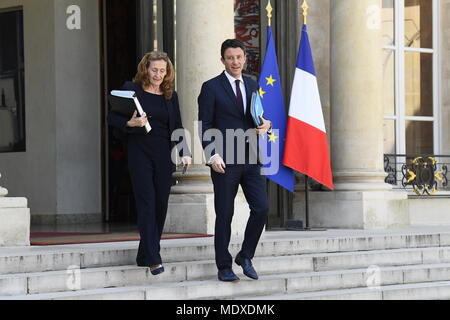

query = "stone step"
[
  {"left": 0, "top": 242, "right": 450, "bottom": 275},
  {"left": 237, "top": 263, "right": 450, "bottom": 300},
  {"left": 0, "top": 254, "right": 313, "bottom": 296},
  {"left": 310, "top": 246, "right": 450, "bottom": 271},
  {"left": 238, "top": 280, "right": 450, "bottom": 300},
  {"left": 0, "top": 278, "right": 285, "bottom": 300},
  {"left": 3, "top": 261, "right": 450, "bottom": 300},
  {"left": 1, "top": 231, "right": 449, "bottom": 275},
  {"left": 134, "top": 263, "right": 450, "bottom": 300},
  {"left": 3, "top": 244, "right": 450, "bottom": 296}
]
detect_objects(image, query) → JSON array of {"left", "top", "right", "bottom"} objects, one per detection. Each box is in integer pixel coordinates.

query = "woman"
[{"left": 108, "top": 51, "right": 192, "bottom": 275}]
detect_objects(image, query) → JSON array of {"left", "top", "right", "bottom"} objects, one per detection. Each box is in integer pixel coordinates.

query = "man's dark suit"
[{"left": 198, "top": 71, "right": 269, "bottom": 271}]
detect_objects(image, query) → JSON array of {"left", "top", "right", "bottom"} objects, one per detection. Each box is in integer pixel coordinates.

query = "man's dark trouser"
[{"left": 211, "top": 164, "right": 269, "bottom": 270}]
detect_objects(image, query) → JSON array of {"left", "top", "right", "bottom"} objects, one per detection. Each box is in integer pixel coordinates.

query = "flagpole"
[
  {"left": 301, "top": 0, "right": 308, "bottom": 25},
  {"left": 266, "top": 0, "right": 272, "bottom": 27},
  {"left": 305, "top": 175, "right": 310, "bottom": 229},
  {"left": 300, "top": 0, "right": 326, "bottom": 232},
  {"left": 303, "top": 0, "right": 311, "bottom": 231}
]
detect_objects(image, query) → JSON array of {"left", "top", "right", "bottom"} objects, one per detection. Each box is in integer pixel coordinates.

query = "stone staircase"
[{"left": 2, "top": 230, "right": 450, "bottom": 300}]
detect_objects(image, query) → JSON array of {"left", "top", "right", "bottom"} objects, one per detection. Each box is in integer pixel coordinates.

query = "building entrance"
[
  {"left": 101, "top": 0, "right": 174, "bottom": 223},
  {"left": 102, "top": 0, "right": 145, "bottom": 223}
]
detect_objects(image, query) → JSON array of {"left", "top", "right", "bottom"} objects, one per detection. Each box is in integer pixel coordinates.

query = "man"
[{"left": 198, "top": 39, "right": 272, "bottom": 282}]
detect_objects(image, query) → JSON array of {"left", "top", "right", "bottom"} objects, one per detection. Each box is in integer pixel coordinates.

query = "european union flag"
[{"left": 258, "top": 26, "right": 294, "bottom": 192}]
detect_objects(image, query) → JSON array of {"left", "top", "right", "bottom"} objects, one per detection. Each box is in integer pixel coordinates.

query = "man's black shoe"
[
  {"left": 218, "top": 268, "right": 240, "bottom": 282},
  {"left": 235, "top": 255, "right": 258, "bottom": 280}
]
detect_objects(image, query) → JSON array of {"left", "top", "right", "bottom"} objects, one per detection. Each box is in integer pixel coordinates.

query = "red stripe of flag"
[{"left": 283, "top": 117, "right": 334, "bottom": 190}]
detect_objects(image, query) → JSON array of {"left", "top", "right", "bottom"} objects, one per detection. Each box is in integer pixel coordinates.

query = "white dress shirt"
[
  {"left": 224, "top": 70, "right": 247, "bottom": 113},
  {"left": 208, "top": 71, "right": 247, "bottom": 164}
]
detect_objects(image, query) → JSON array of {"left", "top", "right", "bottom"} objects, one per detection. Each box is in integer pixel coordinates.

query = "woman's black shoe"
[{"left": 150, "top": 264, "right": 165, "bottom": 276}]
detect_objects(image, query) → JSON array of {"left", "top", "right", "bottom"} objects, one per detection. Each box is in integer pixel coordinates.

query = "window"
[
  {"left": 0, "top": 8, "right": 25, "bottom": 153},
  {"left": 382, "top": 0, "right": 438, "bottom": 156}
]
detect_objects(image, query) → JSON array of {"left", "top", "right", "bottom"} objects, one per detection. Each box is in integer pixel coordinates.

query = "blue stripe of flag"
[{"left": 296, "top": 24, "right": 316, "bottom": 76}]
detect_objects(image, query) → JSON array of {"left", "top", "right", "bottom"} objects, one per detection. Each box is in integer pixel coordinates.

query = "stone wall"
[{"left": 0, "top": 0, "right": 102, "bottom": 225}]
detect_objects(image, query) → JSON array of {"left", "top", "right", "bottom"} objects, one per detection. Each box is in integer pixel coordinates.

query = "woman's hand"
[
  {"left": 181, "top": 156, "right": 192, "bottom": 169},
  {"left": 181, "top": 156, "right": 192, "bottom": 174},
  {"left": 127, "top": 111, "right": 148, "bottom": 128}
]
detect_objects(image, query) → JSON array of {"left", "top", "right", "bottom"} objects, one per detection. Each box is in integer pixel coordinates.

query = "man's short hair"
[{"left": 221, "top": 39, "right": 247, "bottom": 59}]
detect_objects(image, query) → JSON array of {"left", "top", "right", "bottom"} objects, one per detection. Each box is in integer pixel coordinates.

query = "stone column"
[
  {"left": 166, "top": 0, "right": 250, "bottom": 235},
  {"left": 307, "top": 0, "right": 409, "bottom": 229},
  {"left": 0, "top": 173, "right": 30, "bottom": 246},
  {"left": 175, "top": 0, "right": 234, "bottom": 177},
  {"left": 331, "top": 0, "right": 388, "bottom": 191}
]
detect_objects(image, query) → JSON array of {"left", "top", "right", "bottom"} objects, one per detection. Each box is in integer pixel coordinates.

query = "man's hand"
[
  {"left": 127, "top": 111, "right": 148, "bottom": 128},
  {"left": 209, "top": 154, "right": 226, "bottom": 174},
  {"left": 256, "top": 117, "right": 272, "bottom": 135}
]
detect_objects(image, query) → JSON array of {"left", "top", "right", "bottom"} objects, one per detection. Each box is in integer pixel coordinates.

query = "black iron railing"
[{"left": 384, "top": 154, "right": 449, "bottom": 195}]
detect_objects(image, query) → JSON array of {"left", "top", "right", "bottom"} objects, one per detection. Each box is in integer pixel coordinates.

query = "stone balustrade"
[
  {"left": 0, "top": 172, "right": 30, "bottom": 246},
  {"left": 0, "top": 173, "right": 8, "bottom": 197}
]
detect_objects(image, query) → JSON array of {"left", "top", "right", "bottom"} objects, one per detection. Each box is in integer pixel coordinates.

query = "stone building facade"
[{"left": 0, "top": 0, "right": 449, "bottom": 244}]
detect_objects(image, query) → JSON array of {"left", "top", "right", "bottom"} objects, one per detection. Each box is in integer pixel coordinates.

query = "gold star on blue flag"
[
  {"left": 266, "top": 75, "right": 277, "bottom": 87},
  {"left": 259, "top": 87, "right": 266, "bottom": 98},
  {"left": 268, "top": 132, "right": 279, "bottom": 143},
  {"left": 258, "top": 26, "right": 294, "bottom": 192}
]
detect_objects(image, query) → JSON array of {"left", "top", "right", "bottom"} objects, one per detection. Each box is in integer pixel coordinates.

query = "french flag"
[{"left": 283, "top": 24, "right": 334, "bottom": 190}]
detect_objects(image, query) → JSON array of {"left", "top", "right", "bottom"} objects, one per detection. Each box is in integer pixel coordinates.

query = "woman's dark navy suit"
[{"left": 107, "top": 81, "right": 190, "bottom": 267}]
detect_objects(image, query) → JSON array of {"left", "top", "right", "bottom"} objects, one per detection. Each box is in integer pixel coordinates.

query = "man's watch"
[{"left": 267, "top": 121, "right": 273, "bottom": 134}]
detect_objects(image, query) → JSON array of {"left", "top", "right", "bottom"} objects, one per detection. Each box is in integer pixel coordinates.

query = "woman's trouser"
[{"left": 128, "top": 140, "right": 172, "bottom": 266}]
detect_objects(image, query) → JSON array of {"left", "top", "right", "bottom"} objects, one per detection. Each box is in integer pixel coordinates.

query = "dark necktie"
[{"left": 235, "top": 79, "right": 245, "bottom": 113}]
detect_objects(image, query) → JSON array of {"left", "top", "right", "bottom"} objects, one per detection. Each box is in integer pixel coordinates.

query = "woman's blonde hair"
[{"left": 133, "top": 51, "right": 175, "bottom": 100}]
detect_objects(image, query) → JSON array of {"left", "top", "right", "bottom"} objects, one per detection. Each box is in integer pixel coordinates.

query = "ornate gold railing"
[{"left": 384, "top": 154, "right": 449, "bottom": 196}]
